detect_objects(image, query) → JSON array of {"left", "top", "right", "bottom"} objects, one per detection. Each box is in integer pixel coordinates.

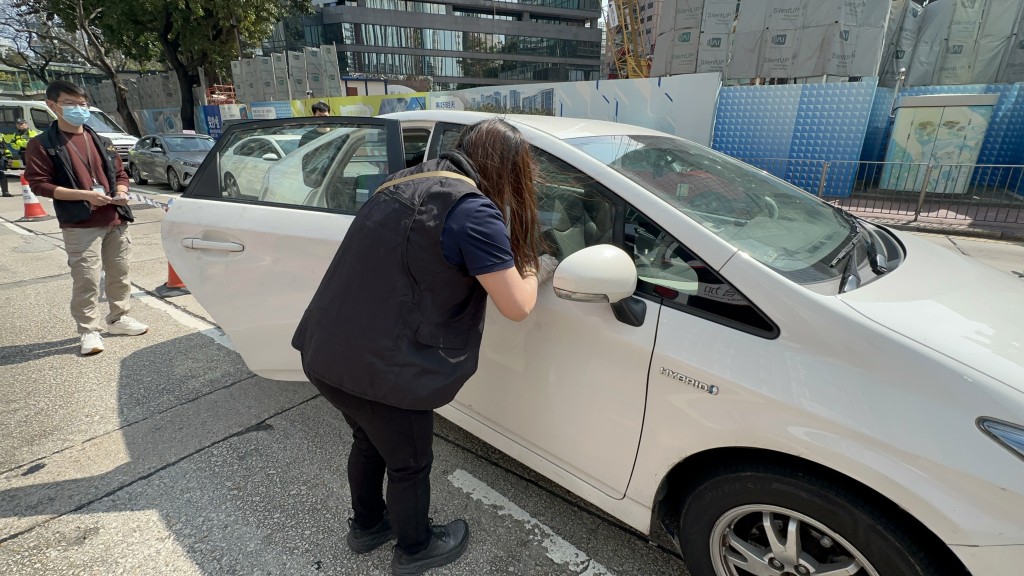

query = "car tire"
[
  {"left": 167, "top": 168, "right": 183, "bottom": 192},
  {"left": 678, "top": 465, "right": 959, "bottom": 576},
  {"left": 223, "top": 172, "right": 240, "bottom": 198},
  {"left": 130, "top": 163, "right": 147, "bottom": 185}
]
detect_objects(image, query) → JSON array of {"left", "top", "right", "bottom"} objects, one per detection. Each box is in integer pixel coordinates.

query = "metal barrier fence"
[{"left": 740, "top": 158, "right": 1024, "bottom": 224}]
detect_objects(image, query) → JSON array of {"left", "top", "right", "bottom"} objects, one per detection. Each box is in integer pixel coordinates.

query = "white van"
[{"left": 0, "top": 100, "right": 139, "bottom": 168}]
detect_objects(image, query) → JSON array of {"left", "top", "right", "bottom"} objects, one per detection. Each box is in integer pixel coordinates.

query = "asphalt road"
[{"left": 1, "top": 179, "right": 1023, "bottom": 576}]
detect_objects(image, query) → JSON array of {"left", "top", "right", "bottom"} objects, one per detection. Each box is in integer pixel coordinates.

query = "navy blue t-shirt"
[{"left": 441, "top": 195, "right": 515, "bottom": 276}]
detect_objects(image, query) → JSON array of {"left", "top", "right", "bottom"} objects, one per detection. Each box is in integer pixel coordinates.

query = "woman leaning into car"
[{"left": 291, "top": 118, "right": 558, "bottom": 576}]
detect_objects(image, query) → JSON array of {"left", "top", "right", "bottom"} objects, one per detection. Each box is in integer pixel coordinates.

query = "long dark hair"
[{"left": 456, "top": 118, "right": 542, "bottom": 274}]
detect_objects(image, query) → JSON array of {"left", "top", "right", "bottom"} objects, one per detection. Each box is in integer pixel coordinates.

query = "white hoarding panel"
[
  {"left": 760, "top": 28, "right": 799, "bottom": 78},
  {"left": 906, "top": 0, "right": 953, "bottom": 86},
  {"left": 697, "top": 31, "right": 729, "bottom": 73},
  {"left": 736, "top": 0, "right": 770, "bottom": 32},
  {"left": 729, "top": 30, "right": 763, "bottom": 78},
  {"left": 672, "top": 0, "right": 706, "bottom": 30},
  {"left": 701, "top": 0, "right": 736, "bottom": 34},
  {"left": 766, "top": 0, "right": 804, "bottom": 30}
]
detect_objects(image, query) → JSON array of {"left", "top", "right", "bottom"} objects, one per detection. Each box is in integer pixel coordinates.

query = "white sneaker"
[
  {"left": 81, "top": 331, "right": 104, "bottom": 355},
  {"left": 107, "top": 316, "right": 149, "bottom": 336}
]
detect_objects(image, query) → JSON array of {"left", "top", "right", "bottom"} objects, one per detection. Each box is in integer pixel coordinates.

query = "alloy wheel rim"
[
  {"left": 225, "top": 175, "right": 238, "bottom": 197},
  {"left": 169, "top": 170, "right": 179, "bottom": 189},
  {"left": 709, "top": 504, "right": 879, "bottom": 576}
]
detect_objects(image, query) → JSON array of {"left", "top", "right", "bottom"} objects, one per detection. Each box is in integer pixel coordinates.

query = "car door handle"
[{"left": 182, "top": 238, "right": 244, "bottom": 252}]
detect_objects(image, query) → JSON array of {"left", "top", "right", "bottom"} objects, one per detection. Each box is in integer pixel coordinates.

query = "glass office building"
[{"left": 264, "top": 0, "right": 602, "bottom": 89}]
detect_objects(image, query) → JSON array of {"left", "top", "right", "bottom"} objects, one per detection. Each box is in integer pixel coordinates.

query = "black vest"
[
  {"left": 292, "top": 153, "right": 491, "bottom": 410},
  {"left": 36, "top": 122, "right": 134, "bottom": 225}
]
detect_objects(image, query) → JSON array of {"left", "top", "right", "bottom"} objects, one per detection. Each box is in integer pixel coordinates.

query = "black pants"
[
  {"left": 0, "top": 170, "right": 9, "bottom": 195},
  {"left": 310, "top": 376, "right": 435, "bottom": 555}
]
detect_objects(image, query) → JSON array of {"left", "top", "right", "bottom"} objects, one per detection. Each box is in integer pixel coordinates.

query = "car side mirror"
[
  {"left": 262, "top": 153, "right": 280, "bottom": 162},
  {"left": 151, "top": 146, "right": 164, "bottom": 154},
  {"left": 553, "top": 244, "right": 637, "bottom": 304}
]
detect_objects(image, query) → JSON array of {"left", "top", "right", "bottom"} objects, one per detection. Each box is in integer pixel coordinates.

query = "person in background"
[
  {"left": 292, "top": 118, "right": 558, "bottom": 576},
  {"left": 24, "top": 80, "right": 149, "bottom": 356},
  {"left": 299, "top": 101, "right": 333, "bottom": 147},
  {"left": 4, "top": 118, "right": 40, "bottom": 169},
  {"left": 0, "top": 141, "right": 11, "bottom": 197}
]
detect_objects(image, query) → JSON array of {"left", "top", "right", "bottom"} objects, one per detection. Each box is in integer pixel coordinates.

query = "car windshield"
[
  {"left": 163, "top": 137, "right": 214, "bottom": 152},
  {"left": 85, "top": 111, "right": 124, "bottom": 133},
  {"left": 567, "top": 135, "right": 857, "bottom": 285}
]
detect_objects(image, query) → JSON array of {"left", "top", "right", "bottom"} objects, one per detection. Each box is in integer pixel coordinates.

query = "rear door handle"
[{"left": 182, "top": 238, "right": 244, "bottom": 252}]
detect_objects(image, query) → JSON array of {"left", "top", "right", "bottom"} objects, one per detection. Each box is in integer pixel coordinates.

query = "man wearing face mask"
[{"left": 24, "top": 80, "right": 149, "bottom": 356}]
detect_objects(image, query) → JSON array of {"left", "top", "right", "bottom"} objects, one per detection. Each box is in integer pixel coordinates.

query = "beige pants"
[{"left": 63, "top": 224, "right": 132, "bottom": 334}]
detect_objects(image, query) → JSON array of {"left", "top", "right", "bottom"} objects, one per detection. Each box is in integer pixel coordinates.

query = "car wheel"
[
  {"left": 131, "top": 163, "right": 147, "bottom": 185},
  {"left": 167, "top": 167, "right": 182, "bottom": 192},
  {"left": 679, "top": 466, "right": 957, "bottom": 576},
  {"left": 223, "top": 172, "right": 240, "bottom": 198}
]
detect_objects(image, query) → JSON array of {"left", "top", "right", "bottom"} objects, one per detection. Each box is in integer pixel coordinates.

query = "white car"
[
  {"left": 162, "top": 111, "right": 1024, "bottom": 576},
  {"left": 254, "top": 126, "right": 391, "bottom": 206},
  {"left": 217, "top": 134, "right": 301, "bottom": 199}
]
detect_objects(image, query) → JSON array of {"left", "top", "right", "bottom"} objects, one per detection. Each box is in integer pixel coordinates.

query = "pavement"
[{"left": 0, "top": 181, "right": 688, "bottom": 575}]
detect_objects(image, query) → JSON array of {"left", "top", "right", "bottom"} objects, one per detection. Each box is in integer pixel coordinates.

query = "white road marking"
[
  {"left": 130, "top": 289, "right": 235, "bottom": 351},
  {"left": 448, "top": 469, "right": 615, "bottom": 576},
  {"left": 2, "top": 222, "right": 31, "bottom": 235}
]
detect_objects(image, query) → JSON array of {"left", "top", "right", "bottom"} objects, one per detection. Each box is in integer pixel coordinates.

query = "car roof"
[{"left": 380, "top": 110, "right": 672, "bottom": 141}]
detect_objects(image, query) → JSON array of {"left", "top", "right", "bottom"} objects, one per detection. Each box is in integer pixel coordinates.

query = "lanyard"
[{"left": 64, "top": 132, "right": 99, "bottom": 186}]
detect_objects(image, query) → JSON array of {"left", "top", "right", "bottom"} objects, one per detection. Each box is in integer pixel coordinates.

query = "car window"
[
  {"left": 569, "top": 135, "right": 857, "bottom": 287},
  {"left": 233, "top": 140, "right": 256, "bottom": 157},
  {"left": 31, "top": 108, "right": 53, "bottom": 130},
  {"left": 625, "top": 206, "right": 776, "bottom": 336},
  {"left": 273, "top": 138, "right": 300, "bottom": 156},
  {"left": 250, "top": 140, "right": 275, "bottom": 157},
  {"left": 0, "top": 107, "right": 20, "bottom": 133},
  {"left": 403, "top": 129, "right": 430, "bottom": 168},
  {"left": 151, "top": 138, "right": 165, "bottom": 151},
  {"left": 210, "top": 121, "right": 394, "bottom": 209},
  {"left": 438, "top": 128, "right": 462, "bottom": 155},
  {"left": 316, "top": 134, "right": 392, "bottom": 212},
  {"left": 84, "top": 110, "right": 124, "bottom": 133},
  {"left": 135, "top": 137, "right": 151, "bottom": 150},
  {"left": 532, "top": 148, "right": 619, "bottom": 261},
  {"left": 164, "top": 136, "right": 214, "bottom": 152}
]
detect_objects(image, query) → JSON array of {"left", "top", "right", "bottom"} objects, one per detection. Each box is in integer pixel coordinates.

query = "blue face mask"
[{"left": 61, "top": 105, "right": 91, "bottom": 126}]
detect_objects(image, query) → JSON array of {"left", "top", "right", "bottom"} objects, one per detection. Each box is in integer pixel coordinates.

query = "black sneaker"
[
  {"left": 346, "top": 514, "right": 395, "bottom": 554},
  {"left": 391, "top": 519, "right": 470, "bottom": 576}
]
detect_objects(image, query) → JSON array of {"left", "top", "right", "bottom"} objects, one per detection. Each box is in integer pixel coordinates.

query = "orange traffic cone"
[
  {"left": 18, "top": 174, "right": 53, "bottom": 222},
  {"left": 155, "top": 262, "right": 190, "bottom": 297}
]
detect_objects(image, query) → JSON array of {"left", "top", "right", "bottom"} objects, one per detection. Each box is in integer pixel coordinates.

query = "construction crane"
[{"left": 605, "top": 0, "right": 650, "bottom": 79}]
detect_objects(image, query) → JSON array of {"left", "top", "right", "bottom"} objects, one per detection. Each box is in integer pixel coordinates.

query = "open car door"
[{"left": 161, "top": 117, "right": 405, "bottom": 380}]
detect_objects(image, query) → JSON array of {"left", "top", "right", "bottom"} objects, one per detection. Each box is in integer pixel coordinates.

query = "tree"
[
  {"left": 0, "top": 6, "right": 86, "bottom": 86},
  {"left": 100, "top": 0, "right": 312, "bottom": 131},
  {"left": 4, "top": 0, "right": 144, "bottom": 136}
]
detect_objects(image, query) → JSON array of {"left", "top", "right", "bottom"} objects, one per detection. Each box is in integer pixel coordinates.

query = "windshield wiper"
[
  {"left": 839, "top": 245, "right": 861, "bottom": 293},
  {"left": 862, "top": 226, "right": 889, "bottom": 275},
  {"left": 828, "top": 231, "right": 859, "bottom": 268},
  {"left": 829, "top": 207, "right": 888, "bottom": 276}
]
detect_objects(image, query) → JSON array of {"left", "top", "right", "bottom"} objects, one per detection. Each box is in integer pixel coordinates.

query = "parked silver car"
[{"left": 128, "top": 133, "right": 215, "bottom": 192}]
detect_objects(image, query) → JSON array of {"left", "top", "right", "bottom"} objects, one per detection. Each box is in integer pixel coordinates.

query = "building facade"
[{"left": 264, "top": 0, "right": 603, "bottom": 89}]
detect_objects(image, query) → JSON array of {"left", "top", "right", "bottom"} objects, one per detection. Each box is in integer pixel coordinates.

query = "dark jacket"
[
  {"left": 36, "top": 122, "right": 133, "bottom": 225},
  {"left": 292, "top": 152, "right": 490, "bottom": 410}
]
